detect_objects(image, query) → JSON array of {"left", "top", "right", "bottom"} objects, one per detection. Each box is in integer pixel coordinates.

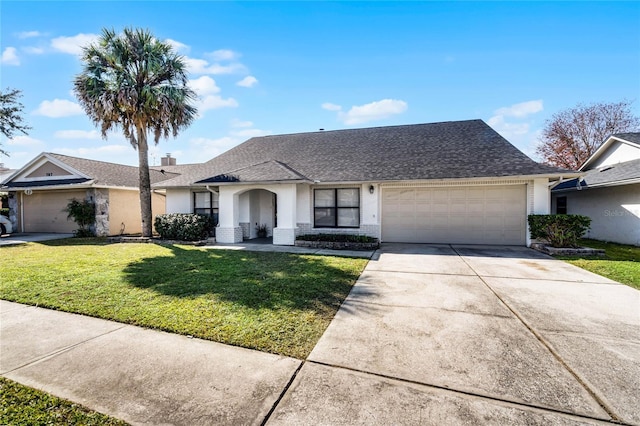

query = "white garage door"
[
  {"left": 382, "top": 185, "right": 526, "bottom": 245},
  {"left": 23, "top": 190, "right": 87, "bottom": 233}
]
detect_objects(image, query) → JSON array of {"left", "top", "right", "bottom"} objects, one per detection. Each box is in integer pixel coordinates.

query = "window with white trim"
[
  {"left": 193, "top": 192, "right": 219, "bottom": 225},
  {"left": 314, "top": 188, "right": 360, "bottom": 228}
]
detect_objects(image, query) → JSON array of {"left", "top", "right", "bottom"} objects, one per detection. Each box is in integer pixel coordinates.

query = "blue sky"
[{"left": 1, "top": 1, "right": 639, "bottom": 169}]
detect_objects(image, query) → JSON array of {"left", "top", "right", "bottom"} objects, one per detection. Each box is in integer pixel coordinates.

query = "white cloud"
[
  {"left": 165, "top": 38, "right": 190, "bottom": 53},
  {"left": 340, "top": 99, "right": 408, "bottom": 125},
  {"left": 187, "top": 127, "right": 269, "bottom": 160},
  {"left": 185, "top": 56, "right": 247, "bottom": 75},
  {"left": 236, "top": 76, "right": 258, "bottom": 88},
  {"left": 231, "top": 128, "right": 271, "bottom": 138},
  {"left": 6, "top": 135, "right": 45, "bottom": 147},
  {"left": 487, "top": 100, "right": 545, "bottom": 154},
  {"left": 231, "top": 119, "right": 253, "bottom": 128},
  {"left": 208, "top": 49, "right": 239, "bottom": 61},
  {"left": 188, "top": 76, "right": 221, "bottom": 96},
  {"left": 493, "top": 100, "right": 543, "bottom": 118},
  {"left": 54, "top": 144, "right": 131, "bottom": 158},
  {"left": 197, "top": 95, "right": 239, "bottom": 112},
  {"left": 54, "top": 130, "right": 101, "bottom": 140},
  {"left": 18, "top": 31, "right": 43, "bottom": 39},
  {"left": 322, "top": 102, "right": 342, "bottom": 111},
  {"left": 51, "top": 33, "right": 98, "bottom": 55},
  {"left": 23, "top": 46, "right": 45, "bottom": 55},
  {"left": 34, "top": 99, "right": 84, "bottom": 117},
  {"left": 487, "top": 115, "right": 531, "bottom": 136},
  {"left": 1, "top": 47, "right": 20, "bottom": 65}
]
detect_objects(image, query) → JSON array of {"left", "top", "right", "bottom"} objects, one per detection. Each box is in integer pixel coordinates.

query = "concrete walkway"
[{"left": 1, "top": 244, "right": 638, "bottom": 425}]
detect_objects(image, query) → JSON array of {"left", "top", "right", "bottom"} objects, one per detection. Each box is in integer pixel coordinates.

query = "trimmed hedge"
[
  {"left": 528, "top": 214, "right": 591, "bottom": 248},
  {"left": 154, "top": 213, "right": 215, "bottom": 241},
  {"left": 296, "top": 234, "right": 378, "bottom": 243}
]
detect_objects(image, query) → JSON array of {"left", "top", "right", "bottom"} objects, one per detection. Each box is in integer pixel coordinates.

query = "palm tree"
[{"left": 74, "top": 27, "right": 197, "bottom": 237}]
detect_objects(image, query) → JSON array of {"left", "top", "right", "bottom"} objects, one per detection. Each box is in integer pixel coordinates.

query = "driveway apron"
[{"left": 269, "top": 244, "right": 639, "bottom": 425}]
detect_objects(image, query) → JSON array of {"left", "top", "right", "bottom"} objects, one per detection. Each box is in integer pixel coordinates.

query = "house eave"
[
  {"left": 552, "top": 178, "right": 640, "bottom": 192},
  {"left": 191, "top": 179, "right": 313, "bottom": 186}
]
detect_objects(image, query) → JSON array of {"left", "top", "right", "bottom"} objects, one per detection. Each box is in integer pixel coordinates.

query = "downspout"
[{"left": 205, "top": 185, "right": 218, "bottom": 195}]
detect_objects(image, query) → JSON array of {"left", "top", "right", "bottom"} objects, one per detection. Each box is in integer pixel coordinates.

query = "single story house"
[
  {"left": 154, "top": 119, "right": 575, "bottom": 246},
  {"left": 1, "top": 152, "right": 174, "bottom": 236},
  {"left": 552, "top": 133, "right": 640, "bottom": 246}
]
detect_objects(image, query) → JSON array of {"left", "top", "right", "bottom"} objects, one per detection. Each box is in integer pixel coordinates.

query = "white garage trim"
[{"left": 381, "top": 183, "right": 527, "bottom": 245}]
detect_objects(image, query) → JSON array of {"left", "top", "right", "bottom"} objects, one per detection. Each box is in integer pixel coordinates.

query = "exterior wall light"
[{"left": 369, "top": 185, "right": 375, "bottom": 194}]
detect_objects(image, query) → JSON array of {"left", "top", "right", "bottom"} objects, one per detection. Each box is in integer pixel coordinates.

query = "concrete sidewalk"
[
  {"left": 2, "top": 243, "right": 638, "bottom": 425},
  {"left": 0, "top": 301, "right": 300, "bottom": 425}
]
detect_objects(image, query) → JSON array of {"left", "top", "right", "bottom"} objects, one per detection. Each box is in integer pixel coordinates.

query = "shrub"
[
  {"left": 154, "top": 213, "right": 215, "bottom": 241},
  {"left": 296, "top": 233, "right": 378, "bottom": 243},
  {"left": 0, "top": 208, "right": 8, "bottom": 218},
  {"left": 528, "top": 214, "right": 591, "bottom": 248},
  {"left": 64, "top": 198, "right": 96, "bottom": 237}
]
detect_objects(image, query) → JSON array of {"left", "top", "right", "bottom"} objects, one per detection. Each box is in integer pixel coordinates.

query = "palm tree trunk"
[{"left": 136, "top": 126, "right": 153, "bottom": 237}]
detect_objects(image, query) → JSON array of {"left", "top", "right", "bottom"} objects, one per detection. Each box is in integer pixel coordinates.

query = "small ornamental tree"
[{"left": 65, "top": 198, "right": 96, "bottom": 237}]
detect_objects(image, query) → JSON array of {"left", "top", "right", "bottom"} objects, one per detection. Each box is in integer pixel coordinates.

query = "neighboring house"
[
  {"left": 155, "top": 119, "right": 575, "bottom": 246},
  {"left": 1, "top": 153, "right": 176, "bottom": 235},
  {"left": 552, "top": 133, "right": 640, "bottom": 246}
]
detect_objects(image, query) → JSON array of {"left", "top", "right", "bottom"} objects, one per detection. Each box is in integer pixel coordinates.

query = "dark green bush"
[
  {"left": 0, "top": 208, "right": 8, "bottom": 218},
  {"left": 528, "top": 214, "right": 591, "bottom": 248},
  {"left": 154, "top": 213, "right": 215, "bottom": 241},
  {"left": 64, "top": 198, "right": 96, "bottom": 237},
  {"left": 296, "top": 233, "right": 378, "bottom": 243}
]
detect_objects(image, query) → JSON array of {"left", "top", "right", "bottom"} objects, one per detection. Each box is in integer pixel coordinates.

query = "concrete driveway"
[
  {"left": 269, "top": 244, "right": 640, "bottom": 425},
  {"left": 0, "top": 233, "right": 73, "bottom": 246}
]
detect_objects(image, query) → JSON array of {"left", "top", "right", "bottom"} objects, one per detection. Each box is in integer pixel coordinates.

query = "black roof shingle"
[{"left": 156, "top": 119, "right": 571, "bottom": 188}]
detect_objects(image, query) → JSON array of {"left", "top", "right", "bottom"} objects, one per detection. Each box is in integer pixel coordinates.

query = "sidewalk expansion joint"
[
  {"left": 260, "top": 360, "right": 305, "bottom": 426},
  {"left": 1, "top": 324, "right": 128, "bottom": 375},
  {"left": 450, "top": 245, "right": 623, "bottom": 423},
  {"left": 346, "top": 299, "right": 512, "bottom": 319},
  {"left": 307, "top": 360, "right": 622, "bottom": 425}
]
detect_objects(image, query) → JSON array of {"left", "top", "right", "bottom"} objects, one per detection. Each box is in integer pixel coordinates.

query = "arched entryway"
[{"left": 238, "top": 188, "right": 277, "bottom": 240}]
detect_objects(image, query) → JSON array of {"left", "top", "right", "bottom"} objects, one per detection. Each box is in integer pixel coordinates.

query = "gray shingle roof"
[
  {"left": 554, "top": 158, "right": 640, "bottom": 191},
  {"left": 612, "top": 132, "right": 640, "bottom": 145},
  {"left": 2, "top": 153, "right": 179, "bottom": 190},
  {"left": 156, "top": 119, "right": 571, "bottom": 188}
]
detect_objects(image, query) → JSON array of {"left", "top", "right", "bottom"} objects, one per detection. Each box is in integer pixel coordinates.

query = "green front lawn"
[
  {"left": 557, "top": 239, "right": 640, "bottom": 290},
  {"left": 0, "top": 239, "right": 367, "bottom": 358},
  {"left": 0, "top": 377, "right": 128, "bottom": 425}
]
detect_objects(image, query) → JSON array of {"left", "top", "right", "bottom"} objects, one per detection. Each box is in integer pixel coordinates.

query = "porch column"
[
  {"left": 273, "top": 184, "right": 297, "bottom": 245},
  {"left": 526, "top": 179, "right": 552, "bottom": 247},
  {"left": 216, "top": 186, "right": 243, "bottom": 243}
]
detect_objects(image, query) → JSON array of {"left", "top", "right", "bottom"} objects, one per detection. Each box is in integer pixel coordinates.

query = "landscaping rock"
[{"left": 530, "top": 243, "right": 605, "bottom": 257}]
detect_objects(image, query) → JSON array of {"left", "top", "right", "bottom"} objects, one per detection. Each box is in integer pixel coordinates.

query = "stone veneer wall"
[
  {"left": 8, "top": 194, "right": 18, "bottom": 231},
  {"left": 91, "top": 188, "right": 110, "bottom": 237},
  {"left": 296, "top": 223, "right": 380, "bottom": 239}
]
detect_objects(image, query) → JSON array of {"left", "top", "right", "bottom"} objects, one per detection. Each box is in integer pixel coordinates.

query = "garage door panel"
[
  {"left": 23, "top": 190, "right": 86, "bottom": 233},
  {"left": 382, "top": 185, "right": 526, "bottom": 245}
]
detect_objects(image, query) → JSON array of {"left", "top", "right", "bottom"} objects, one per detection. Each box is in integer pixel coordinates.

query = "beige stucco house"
[
  {"left": 1, "top": 153, "right": 173, "bottom": 236},
  {"left": 552, "top": 133, "right": 640, "bottom": 246},
  {"left": 155, "top": 119, "right": 576, "bottom": 246}
]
